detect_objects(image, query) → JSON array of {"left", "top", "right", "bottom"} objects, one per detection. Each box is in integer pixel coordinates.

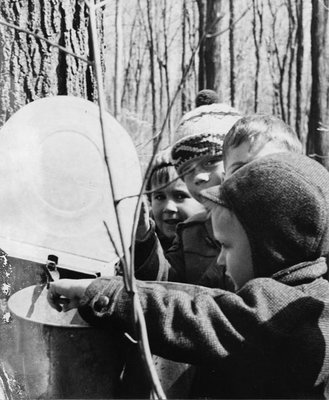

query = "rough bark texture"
[
  {"left": 204, "top": 0, "right": 222, "bottom": 94},
  {"left": 196, "top": 0, "right": 206, "bottom": 90},
  {"left": 295, "top": 0, "right": 303, "bottom": 140},
  {"left": 0, "top": 0, "right": 98, "bottom": 126},
  {"left": 229, "top": 0, "right": 235, "bottom": 106},
  {"left": 307, "top": 0, "right": 329, "bottom": 169}
]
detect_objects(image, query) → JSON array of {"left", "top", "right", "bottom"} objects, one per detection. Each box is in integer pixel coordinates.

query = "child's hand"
[
  {"left": 136, "top": 197, "right": 151, "bottom": 240},
  {"left": 47, "top": 278, "right": 94, "bottom": 312}
]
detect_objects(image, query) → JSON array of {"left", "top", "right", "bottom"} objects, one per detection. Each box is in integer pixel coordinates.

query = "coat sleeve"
[
  {"left": 78, "top": 276, "right": 297, "bottom": 367},
  {"left": 134, "top": 220, "right": 188, "bottom": 282}
]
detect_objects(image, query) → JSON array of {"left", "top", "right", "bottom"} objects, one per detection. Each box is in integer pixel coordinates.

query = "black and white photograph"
[{"left": 0, "top": 1, "right": 329, "bottom": 399}]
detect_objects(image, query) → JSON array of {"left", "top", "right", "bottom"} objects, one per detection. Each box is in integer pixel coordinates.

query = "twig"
[
  {"left": 0, "top": 18, "right": 92, "bottom": 65},
  {"left": 88, "top": 1, "right": 166, "bottom": 398},
  {"left": 308, "top": 153, "right": 329, "bottom": 159},
  {"left": 96, "top": 0, "right": 111, "bottom": 9},
  {"left": 103, "top": 221, "right": 129, "bottom": 289},
  {"left": 89, "top": 0, "right": 129, "bottom": 272},
  {"left": 206, "top": 7, "right": 251, "bottom": 38}
]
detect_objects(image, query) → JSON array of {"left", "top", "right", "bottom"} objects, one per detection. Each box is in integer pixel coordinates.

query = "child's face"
[
  {"left": 151, "top": 178, "right": 205, "bottom": 240},
  {"left": 178, "top": 155, "right": 224, "bottom": 204},
  {"left": 211, "top": 205, "right": 254, "bottom": 291},
  {"left": 224, "top": 141, "right": 286, "bottom": 179}
]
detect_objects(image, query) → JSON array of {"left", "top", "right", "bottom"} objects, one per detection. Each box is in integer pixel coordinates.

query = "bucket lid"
[
  {"left": 0, "top": 96, "right": 142, "bottom": 275},
  {"left": 8, "top": 285, "right": 89, "bottom": 328}
]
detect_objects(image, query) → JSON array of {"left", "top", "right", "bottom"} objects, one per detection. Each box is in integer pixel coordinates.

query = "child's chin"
[{"left": 163, "top": 225, "right": 177, "bottom": 240}]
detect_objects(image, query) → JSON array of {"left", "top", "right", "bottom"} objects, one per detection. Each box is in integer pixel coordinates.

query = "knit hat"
[
  {"left": 195, "top": 89, "right": 220, "bottom": 107},
  {"left": 171, "top": 103, "right": 241, "bottom": 171},
  {"left": 201, "top": 153, "right": 329, "bottom": 277}
]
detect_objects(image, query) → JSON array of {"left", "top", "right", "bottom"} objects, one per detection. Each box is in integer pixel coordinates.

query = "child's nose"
[
  {"left": 217, "top": 250, "right": 226, "bottom": 267},
  {"left": 164, "top": 199, "right": 178, "bottom": 213},
  {"left": 193, "top": 171, "right": 210, "bottom": 185}
]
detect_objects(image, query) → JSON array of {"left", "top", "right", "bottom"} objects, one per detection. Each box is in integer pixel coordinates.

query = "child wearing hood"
[{"left": 48, "top": 152, "right": 329, "bottom": 399}]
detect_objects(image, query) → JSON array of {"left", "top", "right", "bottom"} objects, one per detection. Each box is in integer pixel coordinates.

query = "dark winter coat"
[
  {"left": 135, "top": 211, "right": 230, "bottom": 289},
  {"left": 79, "top": 257, "right": 329, "bottom": 399}
]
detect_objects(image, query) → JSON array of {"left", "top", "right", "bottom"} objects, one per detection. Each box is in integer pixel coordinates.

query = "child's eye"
[
  {"left": 203, "top": 157, "right": 222, "bottom": 168},
  {"left": 220, "top": 242, "right": 230, "bottom": 250},
  {"left": 174, "top": 192, "right": 190, "bottom": 201},
  {"left": 153, "top": 193, "right": 165, "bottom": 201}
]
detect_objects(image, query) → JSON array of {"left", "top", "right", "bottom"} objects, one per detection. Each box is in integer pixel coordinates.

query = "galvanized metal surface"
[{"left": 8, "top": 285, "right": 125, "bottom": 399}]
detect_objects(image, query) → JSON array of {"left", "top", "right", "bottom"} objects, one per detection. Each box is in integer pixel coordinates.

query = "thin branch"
[
  {"left": 0, "top": 18, "right": 92, "bottom": 65},
  {"left": 206, "top": 7, "right": 250, "bottom": 38},
  {"left": 103, "top": 221, "right": 130, "bottom": 288},
  {"left": 88, "top": 1, "right": 166, "bottom": 398},
  {"left": 96, "top": 0, "right": 111, "bottom": 9}
]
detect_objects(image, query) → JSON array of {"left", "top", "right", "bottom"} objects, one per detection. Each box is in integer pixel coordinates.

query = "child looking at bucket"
[
  {"left": 48, "top": 152, "right": 329, "bottom": 399},
  {"left": 146, "top": 149, "right": 204, "bottom": 251}
]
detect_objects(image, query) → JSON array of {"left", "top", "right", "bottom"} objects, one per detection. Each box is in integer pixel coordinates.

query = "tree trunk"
[
  {"left": 196, "top": 0, "right": 206, "bottom": 90},
  {"left": 252, "top": 0, "right": 263, "bottom": 112},
  {"left": 295, "top": 0, "right": 304, "bottom": 140},
  {"left": 204, "top": 0, "right": 222, "bottom": 93},
  {"left": 181, "top": 0, "right": 188, "bottom": 113},
  {"left": 286, "top": 0, "right": 296, "bottom": 126},
  {"left": 229, "top": 0, "right": 235, "bottom": 107},
  {"left": 113, "top": 0, "right": 122, "bottom": 118},
  {"left": 146, "top": 0, "right": 157, "bottom": 150},
  {"left": 0, "top": 0, "right": 99, "bottom": 126},
  {"left": 307, "top": 0, "right": 329, "bottom": 169}
]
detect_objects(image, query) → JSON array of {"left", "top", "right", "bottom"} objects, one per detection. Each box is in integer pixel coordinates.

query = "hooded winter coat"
[
  {"left": 78, "top": 153, "right": 329, "bottom": 399},
  {"left": 134, "top": 211, "right": 229, "bottom": 288}
]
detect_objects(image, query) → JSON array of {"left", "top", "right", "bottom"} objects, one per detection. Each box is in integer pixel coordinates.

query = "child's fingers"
[
  {"left": 47, "top": 284, "right": 63, "bottom": 312},
  {"left": 61, "top": 297, "right": 80, "bottom": 312}
]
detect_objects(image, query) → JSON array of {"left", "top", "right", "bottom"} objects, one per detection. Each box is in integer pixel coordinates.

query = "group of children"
[{"left": 47, "top": 99, "right": 329, "bottom": 399}]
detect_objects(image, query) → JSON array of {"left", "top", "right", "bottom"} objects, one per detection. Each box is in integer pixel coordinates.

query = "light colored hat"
[{"left": 171, "top": 103, "right": 241, "bottom": 170}]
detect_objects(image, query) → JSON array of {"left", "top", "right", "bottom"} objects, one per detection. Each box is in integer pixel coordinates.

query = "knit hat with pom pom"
[{"left": 171, "top": 103, "right": 241, "bottom": 172}]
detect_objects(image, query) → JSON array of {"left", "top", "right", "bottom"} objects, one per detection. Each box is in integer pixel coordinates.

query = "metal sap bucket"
[
  {"left": 8, "top": 284, "right": 125, "bottom": 399},
  {"left": 0, "top": 96, "right": 142, "bottom": 398}
]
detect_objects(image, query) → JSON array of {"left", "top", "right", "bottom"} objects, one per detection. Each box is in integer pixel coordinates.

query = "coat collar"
[{"left": 272, "top": 257, "right": 327, "bottom": 285}]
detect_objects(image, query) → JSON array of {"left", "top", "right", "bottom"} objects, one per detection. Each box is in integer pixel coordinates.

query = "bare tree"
[
  {"left": 252, "top": 0, "right": 263, "bottom": 112},
  {"left": 145, "top": 0, "right": 157, "bottom": 149},
  {"left": 229, "top": 0, "right": 236, "bottom": 106},
  {"left": 295, "top": 0, "right": 304, "bottom": 140},
  {"left": 307, "top": 0, "right": 329, "bottom": 169},
  {"left": 113, "top": 0, "right": 123, "bottom": 118},
  {"left": 285, "top": 0, "right": 297, "bottom": 126},
  {"left": 181, "top": 0, "right": 188, "bottom": 113},
  {"left": 266, "top": 1, "right": 295, "bottom": 122},
  {"left": 196, "top": 0, "right": 207, "bottom": 90},
  {"left": 0, "top": 1, "right": 98, "bottom": 125},
  {"left": 121, "top": 10, "right": 138, "bottom": 108},
  {"left": 204, "top": 0, "right": 222, "bottom": 92},
  {"left": 195, "top": 0, "right": 222, "bottom": 94}
]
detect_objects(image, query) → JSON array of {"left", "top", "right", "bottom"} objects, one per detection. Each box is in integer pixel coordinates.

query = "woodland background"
[{"left": 0, "top": 0, "right": 328, "bottom": 171}]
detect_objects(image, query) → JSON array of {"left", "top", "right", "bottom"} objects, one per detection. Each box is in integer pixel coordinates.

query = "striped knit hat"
[{"left": 171, "top": 103, "right": 241, "bottom": 171}]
